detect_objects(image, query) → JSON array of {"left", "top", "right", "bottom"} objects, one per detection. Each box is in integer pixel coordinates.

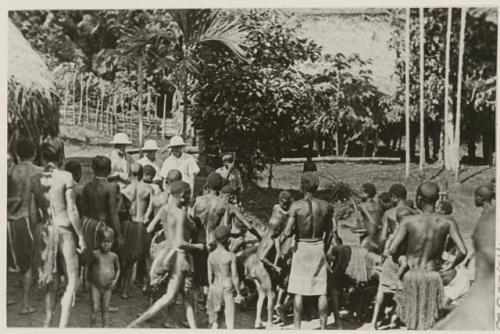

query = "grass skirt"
[{"left": 396, "top": 269, "right": 443, "bottom": 330}]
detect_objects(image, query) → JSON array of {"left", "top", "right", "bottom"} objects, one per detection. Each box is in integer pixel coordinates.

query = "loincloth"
[
  {"left": 379, "top": 257, "right": 400, "bottom": 294},
  {"left": 396, "top": 269, "right": 444, "bottom": 330},
  {"left": 192, "top": 248, "right": 208, "bottom": 287},
  {"left": 206, "top": 282, "right": 233, "bottom": 324},
  {"left": 7, "top": 217, "right": 34, "bottom": 272},
  {"left": 149, "top": 240, "right": 193, "bottom": 296},
  {"left": 120, "top": 219, "right": 145, "bottom": 264},
  {"left": 288, "top": 239, "right": 327, "bottom": 296},
  {"left": 33, "top": 224, "right": 75, "bottom": 288},
  {"left": 80, "top": 217, "right": 106, "bottom": 264}
]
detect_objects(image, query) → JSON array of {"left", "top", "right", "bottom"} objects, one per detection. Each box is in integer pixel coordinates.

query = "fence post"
[
  {"left": 85, "top": 76, "right": 90, "bottom": 125},
  {"left": 72, "top": 71, "right": 77, "bottom": 124},
  {"left": 78, "top": 74, "right": 84, "bottom": 125},
  {"left": 162, "top": 94, "right": 167, "bottom": 138}
]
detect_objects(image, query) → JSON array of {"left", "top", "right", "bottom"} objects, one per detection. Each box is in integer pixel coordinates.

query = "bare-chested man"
[
  {"left": 120, "top": 163, "right": 153, "bottom": 299},
  {"left": 434, "top": 196, "right": 495, "bottom": 330},
  {"left": 284, "top": 172, "right": 333, "bottom": 329},
  {"left": 30, "top": 141, "right": 86, "bottom": 327},
  {"left": 7, "top": 139, "right": 42, "bottom": 315},
  {"left": 389, "top": 181, "right": 467, "bottom": 330},
  {"left": 128, "top": 181, "right": 200, "bottom": 328},
  {"left": 357, "top": 183, "right": 384, "bottom": 254},
  {"left": 81, "top": 156, "right": 123, "bottom": 253},
  {"left": 372, "top": 184, "right": 415, "bottom": 329}
]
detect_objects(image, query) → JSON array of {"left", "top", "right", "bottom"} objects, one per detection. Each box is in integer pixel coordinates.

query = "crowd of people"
[{"left": 6, "top": 132, "right": 495, "bottom": 330}]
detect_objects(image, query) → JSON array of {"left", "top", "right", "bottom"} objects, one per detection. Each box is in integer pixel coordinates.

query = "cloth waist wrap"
[
  {"left": 121, "top": 219, "right": 145, "bottom": 263},
  {"left": 7, "top": 216, "right": 34, "bottom": 272},
  {"left": 396, "top": 269, "right": 444, "bottom": 330},
  {"left": 287, "top": 239, "right": 327, "bottom": 296},
  {"left": 33, "top": 224, "right": 73, "bottom": 287},
  {"left": 149, "top": 239, "right": 193, "bottom": 290},
  {"left": 80, "top": 217, "right": 106, "bottom": 264}
]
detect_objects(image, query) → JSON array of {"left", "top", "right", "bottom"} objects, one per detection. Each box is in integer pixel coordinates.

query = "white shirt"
[
  {"left": 136, "top": 156, "right": 161, "bottom": 181},
  {"left": 160, "top": 153, "right": 200, "bottom": 191}
]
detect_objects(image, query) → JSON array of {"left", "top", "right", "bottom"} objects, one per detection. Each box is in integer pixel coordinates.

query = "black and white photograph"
[{"left": 5, "top": 2, "right": 498, "bottom": 330}]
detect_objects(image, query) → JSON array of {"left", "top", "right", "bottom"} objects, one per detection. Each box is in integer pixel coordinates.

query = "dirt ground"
[{"left": 6, "top": 153, "right": 494, "bottom": 328}]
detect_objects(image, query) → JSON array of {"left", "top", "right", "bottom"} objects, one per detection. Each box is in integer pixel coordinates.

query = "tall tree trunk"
[
  {"left": 182, "top": 76, "right": 188, "bottom": 140},
  {"left": 267, "top": 163, "right": 273, "bottom": 190},
  {"left": 137, "top": 56, "right": 144, "bottom": 151},
  {"left": 444, "top": 7, "right": 454, "bottom": 170},
  {"left": 419, "top": 7, "right": 425, "bottom": 171},
  {"left": 454, "top": 8, "right": 466, "bottom": 180},
  {"left": 405, "top": 7, "right": 411, "bottom": 178}
]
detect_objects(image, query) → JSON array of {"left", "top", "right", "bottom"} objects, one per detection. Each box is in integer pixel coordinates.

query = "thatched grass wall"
[
  {"left": 8, "top": 20, "right": 60, "bottom": 150},
  {"left": 295, "top": 9, "right": 397, "bottom": 95}
]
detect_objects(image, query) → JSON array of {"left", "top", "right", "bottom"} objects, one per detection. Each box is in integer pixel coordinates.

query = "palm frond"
[{"left": 169, "top": 9, "right": 250, "bottom": 63}]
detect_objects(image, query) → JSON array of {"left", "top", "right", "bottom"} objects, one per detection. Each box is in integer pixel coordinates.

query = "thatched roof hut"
[
  {"left": 8, "top": 20, "right": 60, "bottom": 150},
  {"left": 294, "top": 8, "right": 397, "bottom": 95}
]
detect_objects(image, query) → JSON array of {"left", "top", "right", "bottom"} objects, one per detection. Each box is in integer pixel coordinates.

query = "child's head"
[
  {"left": 378, "top": 192, "right": 392, "bottom": 211},
  {"left": 437, "top": 200, "right": 453, "bottom": 215},
  {"left": 170, "top": 180, "right": 191, "bottom": 206},
  {"left": 130, "top": 163, "right": 143, "bottom": 181},
  {"left": 278, "top": 191, "right": 292, "bottom": 211},
  {"left": 143, "top": 164, "right": 156, "bottom": 183},
  {"left": 98, "top": 227, "right": 114, "bottom": 252},
  {"left": 389, "top": 183, "right": 407, "bottom": 204},
  {"left": 205, "top": 172, "right": 223, "bottom": 192},
  {"left": 16, "top": 138, "right": 36, "bottom": 161},
  {"left": 214, "top": 225, "right": 231, "bottom": 247},
  {"left": 65, "top": 160, "right": 82, "bottom": 183},
  {"left": 360, "top": 183, "right": 376, "bottom": 202},
  {"left": 92, "top": 155, "right": 111, "bottom": 177}
]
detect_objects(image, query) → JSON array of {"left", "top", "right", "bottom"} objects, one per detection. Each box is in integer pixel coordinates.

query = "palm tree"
[
  {"left": 118, "top": 25, "right": 175, "bottom": 148},
  {"left": 165, "top": 9, "right": 248, "bottom": 148}
]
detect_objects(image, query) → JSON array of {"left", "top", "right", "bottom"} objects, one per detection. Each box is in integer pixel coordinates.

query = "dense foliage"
[{"left": 388, "top": 8, "right": 497, "bottom": 163}]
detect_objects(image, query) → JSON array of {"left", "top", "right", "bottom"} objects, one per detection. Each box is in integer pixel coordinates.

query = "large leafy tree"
[
  {"left": 311, "top": 53, "right": 389, "bottom": 157},
  {"left": 192, "top": 10, "right": 321, "bottom": 178},
  {"left": 388, "top": 8, "right": 497, "bottom": 164}
]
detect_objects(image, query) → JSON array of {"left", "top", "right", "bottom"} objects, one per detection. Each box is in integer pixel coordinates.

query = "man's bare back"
[
  {"left": 392, "top": 213, "right": 465, "bottom": 271},
  {"left": 31, "top": 169, "right": 75, "bottom": 228},
  {"left": 82, "top": 179, "right": 120, "bottom": 225},
  {"left": 192, "top": 194, "right": 228, "bottom": 246},
  {"left": 286, "top": 198, "right": 333, "bottom": 240},
  {"left": 10, "top": 161, "right": 42, "bottom": 219},
  {"left": 359, "top": 199, "right": 384, "bottom": 250},
  {"left": 134, "top": 182, "right": 153, "bottom": 223}
]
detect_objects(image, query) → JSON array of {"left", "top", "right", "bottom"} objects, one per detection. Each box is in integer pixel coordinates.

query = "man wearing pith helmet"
[
  {"left": 137, "top": 139, "right": 161, "bottom": 183},
  {"left": 108, "top": 132, "right": 134, "bottom": 189},
  {"left": 159, "top": 135, "right": 200, "bottom": 199}
]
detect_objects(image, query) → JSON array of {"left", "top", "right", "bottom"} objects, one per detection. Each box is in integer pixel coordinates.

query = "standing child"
[
  {"left": 207, "top": 226, "right": 243, "bottom": 329},
  {"left": 88, "top": 227, "right": 121, "bottom": 327}
]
